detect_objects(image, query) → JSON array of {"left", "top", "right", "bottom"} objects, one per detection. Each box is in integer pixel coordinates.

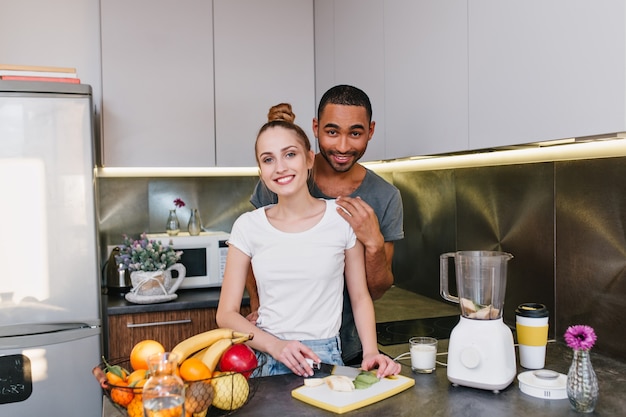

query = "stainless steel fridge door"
[
  {"left": 0, "top": 91, "right": 100, "bottom": 327},
  {"left": 0, "top": 326, "right": 102, "bottom": 416}
]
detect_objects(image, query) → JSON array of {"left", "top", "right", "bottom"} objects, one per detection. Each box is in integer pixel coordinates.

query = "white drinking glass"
[{"left": 409, "top": 336, "right": 438, "bottom": 373}]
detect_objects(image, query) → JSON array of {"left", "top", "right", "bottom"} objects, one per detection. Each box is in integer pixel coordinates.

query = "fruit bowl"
[{"left": 94, "top": 356, "right": 265, "bottom": 417}]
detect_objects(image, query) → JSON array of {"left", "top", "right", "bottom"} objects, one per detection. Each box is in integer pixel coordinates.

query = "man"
[{"left": 247, "top": 84, "right": 404, "bottom": 364}]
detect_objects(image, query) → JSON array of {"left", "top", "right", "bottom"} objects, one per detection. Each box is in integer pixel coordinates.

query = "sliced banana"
[
  {"left": 324, "top": 375, "right": 355, "bottom": 392},
  {"left": 303, "top": 378, "right": 326, "bottom": 387}
]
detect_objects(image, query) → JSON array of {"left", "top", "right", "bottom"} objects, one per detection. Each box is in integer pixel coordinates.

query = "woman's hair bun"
[{"left": 267, "top": 103, "right": 295, "bottom": 123}]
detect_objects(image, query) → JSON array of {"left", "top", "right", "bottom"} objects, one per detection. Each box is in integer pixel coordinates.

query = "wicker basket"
[{"left": 94, "top": 356, "right": 264, "bottom": 416}]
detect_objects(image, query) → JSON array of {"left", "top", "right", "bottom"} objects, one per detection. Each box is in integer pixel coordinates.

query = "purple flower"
[
  {"left": 564, "top": 325, "right": 597, "bottom": 351},
  {"left": 173, "top": 198, "right": 186, "bottom": 209}
]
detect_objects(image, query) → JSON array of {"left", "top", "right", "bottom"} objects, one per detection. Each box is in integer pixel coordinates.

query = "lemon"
[{"left": 210, "top": 371, "right": 249, "bottom": 410}]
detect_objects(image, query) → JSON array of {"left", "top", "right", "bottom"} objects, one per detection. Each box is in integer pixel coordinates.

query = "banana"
[
  {"left": 200, "top": 334, "right": 252, "bottom": 372},
  {"left": 171, "top": 328, "right": 237, "bottom": 364},
  {"left": 201, "top": 338, "right": 234, "bottom": 372},
  {"left": 325, "top": 375, "right": 355, "bottom": 392},
  {"left": 190, "top": 346, "right": 210, "bottom": 360}
]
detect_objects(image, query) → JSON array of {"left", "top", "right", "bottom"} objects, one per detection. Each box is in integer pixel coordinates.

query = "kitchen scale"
[{"left": 440, "top": 251, "right": 517, "bottom": 393}]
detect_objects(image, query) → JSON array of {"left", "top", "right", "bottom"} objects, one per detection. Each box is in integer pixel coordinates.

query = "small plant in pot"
[{"left": 116, "top": 233, "right": 186, "bottom": 298}]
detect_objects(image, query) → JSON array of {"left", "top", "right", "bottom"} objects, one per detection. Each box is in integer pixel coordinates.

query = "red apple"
[{"left": 219, "top": 344, "right": 258, "bottom": 379}]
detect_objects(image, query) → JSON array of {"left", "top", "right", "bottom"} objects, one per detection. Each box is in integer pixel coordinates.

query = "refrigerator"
[{"left": 0, "top": 81, "right": 102, "bottom": 416}]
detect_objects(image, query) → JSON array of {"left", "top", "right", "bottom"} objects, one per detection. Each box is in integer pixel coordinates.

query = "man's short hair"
[{"left": 317, "top": 85, "right": 372, "bottom": 123}]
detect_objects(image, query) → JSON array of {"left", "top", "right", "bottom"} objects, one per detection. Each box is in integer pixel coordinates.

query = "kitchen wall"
[{"left": 97, "top": 154, "right": 626, "bottom": 362}]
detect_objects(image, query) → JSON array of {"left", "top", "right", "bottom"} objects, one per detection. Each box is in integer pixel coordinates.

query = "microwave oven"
[{"left": 142, "top": 231, "right": 230, "bottom": 289}]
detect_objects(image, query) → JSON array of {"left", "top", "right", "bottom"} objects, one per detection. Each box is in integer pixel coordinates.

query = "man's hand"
[
  {"left": 246, "top": 309, "right": 259, "bottom": 324},
  {"left": 335, "top": 196, "right": 384, "bottom": 250}
]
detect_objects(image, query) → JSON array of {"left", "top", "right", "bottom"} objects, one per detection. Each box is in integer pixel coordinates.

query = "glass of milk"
[{"left": 409, "top": 337, "right": 438, "bottom": 373}]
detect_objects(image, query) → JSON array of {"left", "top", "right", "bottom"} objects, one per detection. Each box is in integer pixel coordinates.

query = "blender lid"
[{"left": 517, "top": 370, "right": 567, "bottom": 400}]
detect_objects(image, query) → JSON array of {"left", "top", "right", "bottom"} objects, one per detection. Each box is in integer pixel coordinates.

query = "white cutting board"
[{"left": 291, "top": 374, "right": 415, "bottom": 414}]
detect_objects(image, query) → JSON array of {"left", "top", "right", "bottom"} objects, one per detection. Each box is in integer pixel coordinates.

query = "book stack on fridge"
[{"left": 0, "top": 63, "right": 80, "bottom": 84}]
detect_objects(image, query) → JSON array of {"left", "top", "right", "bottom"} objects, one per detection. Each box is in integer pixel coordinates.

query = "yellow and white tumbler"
[{"left": 515, "top": 303, "right": 549, "bottom": 369}]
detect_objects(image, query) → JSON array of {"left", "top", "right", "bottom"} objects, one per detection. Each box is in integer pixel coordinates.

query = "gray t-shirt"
[{"left": 250, "top": 168, "right": 404, "bottom": 362}]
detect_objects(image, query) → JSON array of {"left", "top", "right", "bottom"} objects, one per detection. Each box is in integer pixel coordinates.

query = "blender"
[{"left": 440, "top": 251, "right": 516, "bottom": 392}]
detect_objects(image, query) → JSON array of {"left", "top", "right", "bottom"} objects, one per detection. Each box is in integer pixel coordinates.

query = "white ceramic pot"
[{"left": 130, "top": 264, "right": 186, "bottom": 297}]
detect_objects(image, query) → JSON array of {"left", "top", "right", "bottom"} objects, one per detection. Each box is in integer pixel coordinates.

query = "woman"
[{"left": 216, "top": 103, "right": 400, "bottom": 378}]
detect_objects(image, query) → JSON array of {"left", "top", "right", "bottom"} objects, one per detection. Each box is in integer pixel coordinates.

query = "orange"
[
  {"left": 179, "top": 357, "right": 212, "bottom": 381},
  {"left": 106, "top": 370, "right": 126, "bottom": 386},
  {"left": 127, "top": 369, "right": 149, "bottom": 386},
  {"left": 130, "top": 340, "right": 165, "bottom": 371},
  {"left": 126, "top": 395, "right": 144, "bottom": 417},
  {"left": 132, "top": 378, "right": 147, "bottom": 394},
  {"left": 110, "top": 381, "right": 134, "bottom": 407}
]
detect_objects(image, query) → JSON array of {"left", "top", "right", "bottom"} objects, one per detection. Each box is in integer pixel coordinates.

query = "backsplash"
[{"left": 96, "top": 156, "right": 626, "bottom": 362}]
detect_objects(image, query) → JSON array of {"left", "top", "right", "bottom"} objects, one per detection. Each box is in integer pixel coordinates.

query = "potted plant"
[{"left": 115, "top": 233, "right": 186, "bottom": 297}]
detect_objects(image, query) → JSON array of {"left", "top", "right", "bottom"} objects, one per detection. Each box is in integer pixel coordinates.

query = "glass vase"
[
  {"left": 566, "top": 349, "right": 599, "bottom": 413},
  {"left": 166, "top": 209, "right": 180, "bottom": 236},
  {"left": 187, "top": 208, "right": 201, "bottom": 236},
  {"left": 142, "top": 352, "right": 185, "bottom": 417}
]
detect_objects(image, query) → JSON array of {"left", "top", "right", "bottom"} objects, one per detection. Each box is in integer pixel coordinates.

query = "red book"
[{"left": 0, "top": 75, "right": 80, "bottom": 84}]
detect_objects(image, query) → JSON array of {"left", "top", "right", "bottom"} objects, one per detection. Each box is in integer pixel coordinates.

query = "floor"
[{"left": 373, "top": 286, "right": 458, "bottom": 360}]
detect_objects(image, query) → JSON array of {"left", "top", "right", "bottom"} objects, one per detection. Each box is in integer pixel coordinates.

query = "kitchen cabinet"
[
  {"left": 314, "top": 0, "right": 387, "bottom": 161},
  {"left": 100, "top": 0, "right": 215, "bottom": 168},
  {"left": 106, "top": 306, "right": 251, "bottom": 360},
  {"left": 316, "top": 0, "right": 626, "bottom": 158},
  {"left": 468, "top": 0, "right": 626, "bottom": 149},
  {"left": 384, "top": 0, "right": 468, "bottom": 157},
  {"left": 101, "top": 0, "right": 315, "bottom": 168},
  {"left": 213, "top": 0, "right": 315, "bottom": 167},
  {"left": 315, "top": 0, "right": 467, "bottom": 160}
]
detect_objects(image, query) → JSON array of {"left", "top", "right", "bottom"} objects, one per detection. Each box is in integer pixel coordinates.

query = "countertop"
[
  {"left": 102, "top": 287, "right": 626, "bottom": 415},
  {"left": 103, "top": 288, "right": 248, "bottom": 315},
  {"left": 102, "top": 341, "right": 626, "bottom": 417}
]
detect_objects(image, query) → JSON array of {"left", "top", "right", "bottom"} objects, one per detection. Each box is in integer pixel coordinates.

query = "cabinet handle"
[{"left": 126, "top": 318, "right": 192, "bottom": 328}]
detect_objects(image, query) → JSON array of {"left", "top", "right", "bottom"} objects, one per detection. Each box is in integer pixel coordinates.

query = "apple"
[{"left": 219, "top": 344, "right": 258, "bottom": 379}]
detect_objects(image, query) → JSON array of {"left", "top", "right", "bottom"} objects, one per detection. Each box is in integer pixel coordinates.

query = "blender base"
[{"left": 446, "top": 316, "right": 516, "bottom": 392}]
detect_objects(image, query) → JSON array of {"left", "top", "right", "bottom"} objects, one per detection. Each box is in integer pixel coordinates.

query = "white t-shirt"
[{"left": 227, "top": 199, "right": 356, "bottom": 340}]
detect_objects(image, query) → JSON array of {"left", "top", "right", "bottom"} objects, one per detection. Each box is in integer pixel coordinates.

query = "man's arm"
[
  {"left": 335, "top": 196, "right": 394, "bottom": 300},
  {"left": 244, "top": 265, "right": 260, "bottom": 323},
  {"left": 246, "top": 180, "right": 276, "bottom": 322},
  {"left": 365, "top": 241, "right": 395, "bottom": 300}
]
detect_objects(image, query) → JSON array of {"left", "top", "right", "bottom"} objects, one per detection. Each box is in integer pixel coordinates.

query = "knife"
[{"left": 305, "top": 359, "right": 361, "bottom": 379}]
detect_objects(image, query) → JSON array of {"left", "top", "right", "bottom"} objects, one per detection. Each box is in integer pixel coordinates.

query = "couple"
[{"left": 216, "top": 85, "right": 403, "bottom": 378}]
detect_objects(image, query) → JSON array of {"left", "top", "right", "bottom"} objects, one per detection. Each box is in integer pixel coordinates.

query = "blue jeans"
[{"left": 254, "top": 335, "right": 343, "bottom": 377}]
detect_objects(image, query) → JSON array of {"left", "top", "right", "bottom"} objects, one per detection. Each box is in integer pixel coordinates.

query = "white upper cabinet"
[
  {"left": 384, "top": 0, "right": 468, "bottom": 158},
  {"left": 316, "top": 0, "right": 626, "bottom": 158},
  {"left": 214, "top": 0, "right": 315, "bottom": 167},
  {"left": 314, "top": 0, "right": 387, "bottom": 161},
  {"left": 314, "top": 0, "right": 468, "bottom": 161},
  {"left": 469, "top": 0, "right": 626, "bottom": 149},
  {"left": 101, "top": 0, "right": 215, "bottom": 167}
]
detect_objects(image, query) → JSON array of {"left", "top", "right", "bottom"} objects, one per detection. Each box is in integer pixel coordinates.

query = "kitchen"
[{"left": 2, "top": 0, "right": 626, "bottom": 416}]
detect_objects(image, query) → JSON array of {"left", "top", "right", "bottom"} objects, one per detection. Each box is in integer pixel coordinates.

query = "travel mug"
[{"left": 515, "top": 303, "right": 549, "bottom": 369}]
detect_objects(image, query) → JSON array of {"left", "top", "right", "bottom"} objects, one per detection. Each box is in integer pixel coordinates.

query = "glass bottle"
[
  {"left": 187, "top": 208, "right": 201, "bottom": 236},
  {"left": 166, "top": 209, "right": 180, "bottom": 236},
  {"left": 142, "top": 352, "right": 185, "bottom": 417},
  {"left": 566, "top": 349, "right": 599, "bottom": 413}
]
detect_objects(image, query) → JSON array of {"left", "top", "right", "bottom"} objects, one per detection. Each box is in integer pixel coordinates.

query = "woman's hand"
[
  {"left": 361, "top": 353, "right": 401, "bottom": 379},
  {"left": 272, "top": 340, "right": 320, "bottom": 377}
]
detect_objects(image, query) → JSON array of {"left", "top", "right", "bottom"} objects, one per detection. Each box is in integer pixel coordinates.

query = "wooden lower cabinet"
[{"left": 107, "top": 306, "right": 250, "bottom": 360}]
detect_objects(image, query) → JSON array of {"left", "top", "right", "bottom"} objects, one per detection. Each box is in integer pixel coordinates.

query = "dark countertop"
[
  {"left": 103, "top": 288, "right": 248, "bottom": 315},
  {"left": 102, "top": 341, "right": 626, "bottom": 417}
]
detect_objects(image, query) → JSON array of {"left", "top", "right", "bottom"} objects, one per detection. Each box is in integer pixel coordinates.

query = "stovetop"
[{"left": 376, "top": 315, "right": 459, "bottom": 346}]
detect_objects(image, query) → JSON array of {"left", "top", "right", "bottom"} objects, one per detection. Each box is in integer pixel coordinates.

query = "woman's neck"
[{"left": 266, "top": 190, "right": 326, "bottom": 232}]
